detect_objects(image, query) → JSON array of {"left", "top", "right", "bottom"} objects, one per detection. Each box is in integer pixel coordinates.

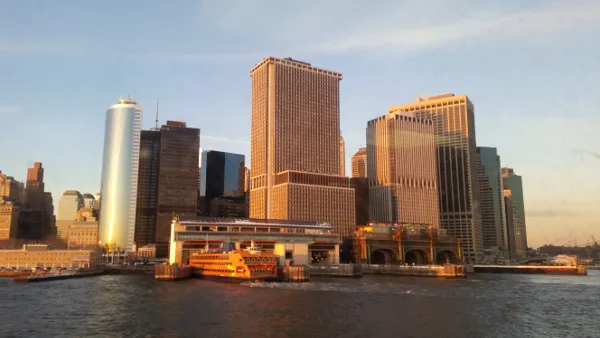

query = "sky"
[{"left": 1, "top": 0, "right": 599, "bottom": 248}]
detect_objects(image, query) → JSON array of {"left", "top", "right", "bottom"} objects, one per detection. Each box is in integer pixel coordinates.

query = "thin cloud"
[
  {"left": 201, "top": 135, "right": 249, "bottom": 145},
  {"left": 0, "top": 105, "right": 20, "bottom": 115},
  {"left": 573, "top": 149, "right": 600, "bottom": 160}
]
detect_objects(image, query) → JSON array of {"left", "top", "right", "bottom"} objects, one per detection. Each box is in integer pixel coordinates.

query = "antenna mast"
[{"left": 155, "top": 98, "right": 159, "bottom": 129}]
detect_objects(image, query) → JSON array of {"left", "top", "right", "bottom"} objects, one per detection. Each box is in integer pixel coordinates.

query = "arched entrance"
[
  {"left": 405, "top": 250, "right": 428, "bottom": 265},
  {"left": 370, "top": 249, "right": 395, "bottom": 265},
  {"left": 436, "top": 250, "right": 458, "bottom": 265}
]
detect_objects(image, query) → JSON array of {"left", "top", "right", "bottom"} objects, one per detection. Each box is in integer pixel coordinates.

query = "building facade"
[
  {"left": 155, "top": 121, "right": 200, "bottom": 258},
  {"left": 67, "top": 222, "right": 99, "bottom": 250},
  {"left": 99, "top": 97, "right": 142, "bottom": 253},
  {"left": 351, "top": 177, "right": 369, "bottom": 226},
  {"left": 477, "top": 147, "right": 508, "bottom": 256},
  {"left": 249, "top": 57, "right": 355, "bottom": 237},
  {"left": 0, "top": 201, "right": 19, "bottom": 240},
  {"left": 56, "top": 190, "right": 84, "bottom": 240},
  {"left": 367, "top": 113, "right": 440, "bottom": 227},
  {"left": 21, "top": 162, "right": 52, "bottom": 239},
  {"left": 0, "top": 244, "right": 100, "bottom": 269},
  {"left": 502, "top": 168, "right": 528, "bottom": 258},
  {"left": 134, "top": 129, "right": 160, "bottom": 247},
  {"left": 340, "top": 135, "right": 346, "bottom": 176},
  {"left": 82, "top": 193, "right": 96, "bottom": 209},
  {"left": 200, "top": 150, "right": 247, "bottom": 217},
  {"left": 389, "top": 94, "right": 483, "bottom": 262},
  {"left": 351, "top": 147, "right": 367, "bottom": 178}
]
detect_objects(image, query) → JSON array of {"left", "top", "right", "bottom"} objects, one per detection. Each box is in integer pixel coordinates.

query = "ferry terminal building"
[{"left": 168, "top": 216, "right": 341, "bottom": 266}]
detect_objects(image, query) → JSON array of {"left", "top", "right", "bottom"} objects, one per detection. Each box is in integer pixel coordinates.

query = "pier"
[
  {"left": 12, "top": 269, "right": 105, "bottom": 283},
  {"left": 154, "top": 263, "right": 191, "bottom": 281},
  {"left": 473, "top": 265, "right": 587, "bottom": 275},
  {"left": 309, "top": 264, "right": 363, "bottom": 278},
  {"left": 361, "top": 264, "right": 466, "bottom": 278}
]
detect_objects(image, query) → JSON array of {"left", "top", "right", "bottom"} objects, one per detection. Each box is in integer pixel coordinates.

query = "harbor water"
[{"left": 1, "top": 271, "right": 599, "bottom": 337}]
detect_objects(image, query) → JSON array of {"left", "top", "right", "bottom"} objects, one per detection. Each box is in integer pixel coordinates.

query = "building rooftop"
[
  {"left": 62, "top": 190, "right": 82, "bottom": 197},
  {"left": 353, "top": 147, "right": 367, "bottom": 157},
  {"left": 249, "top": 56, "right": 342, "bottom": 79},
  {"left": 82, "top": 193, "right": 95, "bottom": 199},
  {"left": 177, "top": 216, "right": 334, "bottom": 230}
]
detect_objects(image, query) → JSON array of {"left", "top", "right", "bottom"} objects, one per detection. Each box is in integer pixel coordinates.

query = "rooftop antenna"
[{"left": 155, "top": 98, "right": 159, "bottom": 129}]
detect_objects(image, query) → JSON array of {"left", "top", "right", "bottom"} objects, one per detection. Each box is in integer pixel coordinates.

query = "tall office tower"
[
  {"left": 200, "top": 150, "right": 247, "bottom": 217},
  {"left": 20, "top": 162, "right": 51, "bottom": 239},
  {"left": 155, "top": 121, "right": 199, "bottom": 258},
  {"left": 503, "top": 194, "right": 519, "bottom": 259},
  {"left": 351, "top": 147, "right": 367, "bottom": 178},
  {"left": 339, "top": 135, "right": 346, "bottom": 176},
  {"left": 476, "top": 147, "right": 508, "bottom": 255},
  {"left": 134, "top": 129, "right": 160, "bottom": 247},
  {"left": 389, "top": 94, "right": 482, "bottom": 262},
  {"left": 244, "top": 168, "right": 250, "bottom": 192},
  {"left": 44, "top": 192, "right": 56, "bottom": 236},
  {"left": 99, "top": 96, "right": 142, "bottom": 253},
  {"left": 249, "top": 57, "right": 355, "bottom": 237},
  {"left": 56, "top": 190, "right": 84, "bottom": 240},
  {"left": 82, "top": 193, "right": 96, "bottom": 209},
  {"left": 367, "top": 113, "right": 440, "bottom": 227},
  {"left": 502, "top": 168, "right": 528, "bottom": 257}
]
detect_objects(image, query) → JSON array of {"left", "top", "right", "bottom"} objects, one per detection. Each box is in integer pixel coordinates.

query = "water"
[{"left": 1, "top": 271, "right": 599, "bottom": 337}]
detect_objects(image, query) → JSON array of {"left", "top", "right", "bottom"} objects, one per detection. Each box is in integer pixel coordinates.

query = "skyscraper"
[
  {"left": 351, "top": 147, "right": 367, "bottom": 178},
  {"left": 20, "top": 162, "right": 51, "bottom": 239},
  {"left": 82, "top": 193, "right": 96, "bottom": 209},
  {"left": 477, "top": 147, "right": 508, "bottom": 255},
  {"left": 0, "top": 171, "right": 21, "bottom": 240},
  {"left": 134, "top": 129, "right": 160, "bottom": 247},
  {"left": 99, "top": 97, "right": 142, "bottom": 253},
  {"left": 155, "top": 121, "right": 199, "bottom": 257},
  {"left": 339, "top": 135, "right": 346, "bottom": 176},
  {"left": 200, "top": 150, "right": 247, "bottom": 217},
  {"left": 249, "top": 57, "right": 355, "bottom": 237},
  {"left": 367, "top": 113, "right": 439, "bottom": 227},
  {"left": 502, "top": 168, "right": 528, "bottom": 257},
  {"left": 56, "top": 190, "right": 84, "bottom": 240},
  {"left": 389, "top": 94, "right": 482, "bottom": 262}
]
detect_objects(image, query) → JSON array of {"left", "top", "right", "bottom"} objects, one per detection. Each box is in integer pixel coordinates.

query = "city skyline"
[{"left": 1, "top": 0, "right": 599, "bottom": 247}]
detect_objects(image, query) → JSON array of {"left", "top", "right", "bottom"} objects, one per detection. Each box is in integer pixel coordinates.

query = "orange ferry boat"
[{"left": 188, "top": 242, "right": 278, "bottom": 281}]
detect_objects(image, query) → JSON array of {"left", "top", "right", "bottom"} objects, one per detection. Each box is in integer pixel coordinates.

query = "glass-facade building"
[
  {"left": 99, "top": 97, "right": 142, "bottom": 252},
  {"left": 477, "top": 147, "right": 508, "bottom": 254},
  {"left": 200, "top": 150, "right": 246, "bottom": 216},
  {"left": 502, "top": 168, "right": 528, "bottom": 258}
]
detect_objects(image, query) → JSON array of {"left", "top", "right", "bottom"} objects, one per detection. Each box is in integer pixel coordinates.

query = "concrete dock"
[
  {"left": 473, "top": 265, "right": 587, "bottom": 275},
  {"left": 310, "top": 264, "right": 363, "bottom": 278},
  {"left": 12, "top": 269, "right": 105, "bottom": 283},
  {"left": 154, "top": 263, "right": 191, "bottom": 281},
  {"left": 361, "top": 264, "right": 466, "bottom": 278}
]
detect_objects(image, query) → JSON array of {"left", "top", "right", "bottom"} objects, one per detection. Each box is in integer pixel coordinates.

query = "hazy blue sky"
[{"left": 1, "top": 0, "right": 599, "bottom": 247}]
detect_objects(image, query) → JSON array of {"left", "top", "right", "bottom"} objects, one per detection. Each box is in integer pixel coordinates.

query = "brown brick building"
[
  {"left": 351, "top": 147, "right": 367, "bottom": 178},
  {"left": 249, "top": 57, "right": 355, "bottom": 237},
  {"left": 155, "top": 121, "right": 199, "bottom": 257}
]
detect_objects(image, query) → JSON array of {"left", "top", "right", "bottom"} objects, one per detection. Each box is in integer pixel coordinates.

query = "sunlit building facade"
[
  {"left": 56, "top": 190, "right": 84, "bottom": 240},
  {"left": 99, "top": 97, "right": 142, "bottom": 252},
  {"left": 249, "top": 57, "right": 355, "bottom": 237},
  {"left": 339, "top": 135, "right": 346, "bottom": 176},
  {"left": 389, "top": 94, "right": 483, "bottom": 262},
  {"left": 351, "top": 147, "right": 367, "bottom": 178},
  {"left": 367, "top": 113, "right": 440, "bottom": 227},
  {"left": 502, "top": 168, "right": 528, "bottom": 258}
]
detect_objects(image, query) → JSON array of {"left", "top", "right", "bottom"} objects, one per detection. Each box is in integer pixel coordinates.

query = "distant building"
[
  {"left": 339, "top": 135, "right": 346, "bottom": 176},
  {"left": 99, "top": 97, "right": 142, "bottom": 253},
  {"left": 21, "top": 162, "right": 53, "bottom": 239},
  {"left": 248, "top": 57, "right": 355, "bottom": 237},
  {"left": 0, "top": 200, "right": 19, "bottom": 240},
  {"left": 155, "top": 121, "right": 200, "bottom": 258},
  {"left": 200, "top": 150, "right": 247, "bottom": 217},
  {"left": 67, "top": 222, "right": 99, "bottom": 250},
  {"left": 350, "top": 177, "right": 369, "bottom": 226},
  {"left": 502, "top": 168, "right": 528, "bottom": 258},
  {"left": 351, "top": 147, "right": 367, "bottom": 178},
  {"left": 0, "top": 171, "right": 21, "bottom": 202},
  {"left": 0, "top": 244, "right": 100, "bottom": 269},
  {"left": 82, "top": 193, "right": 96, "bottom": 209},
  {"left": 477, "top": 147, "right": 508, "bottom": 256},
  {"left": 367, "top": 113, "right": 439, "bottom": 228},
  {"left": 134, "top": 129, "right": 160, "bottom": 247},
  {"left": 389, "top": 94, "right": 482, "bottom": 262},
  {"left": 56, "top": 190, "right": 84, "bottom": 240}
]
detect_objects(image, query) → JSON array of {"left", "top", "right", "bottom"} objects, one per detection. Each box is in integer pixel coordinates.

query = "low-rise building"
[
  {"left": 67, "top": 222, "right": 99, "bottom": 249},
  {"left": 0, "top": 200, "right": 19, "bottom": 240},
  {"left": 137, "top": 244, "right": 157, "bottom": 259},
  {"left": 0, "top": 244, "right": 100, "bottom": 269}
]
